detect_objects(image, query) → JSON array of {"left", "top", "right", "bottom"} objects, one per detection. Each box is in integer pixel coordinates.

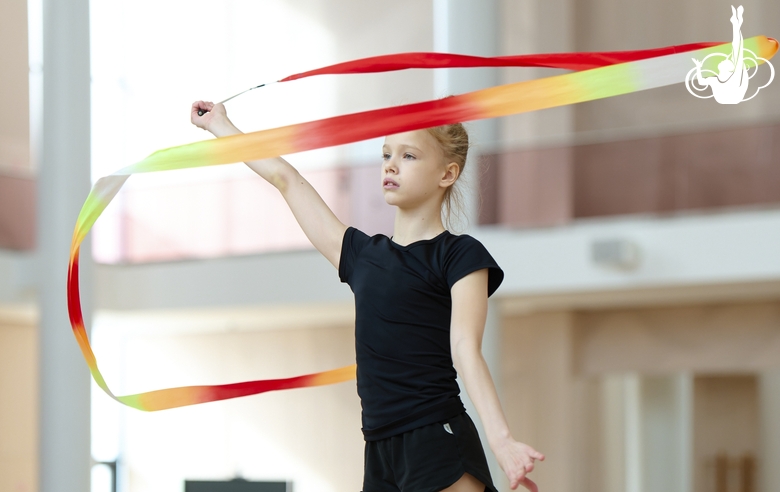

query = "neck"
[{"left": 392, "top": 203, "right": 446, "bottom": 246}]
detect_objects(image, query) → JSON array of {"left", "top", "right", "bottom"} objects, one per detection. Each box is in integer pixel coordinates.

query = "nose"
[{"left": 383, "top": 156, "right": 397, "bottom": 174}]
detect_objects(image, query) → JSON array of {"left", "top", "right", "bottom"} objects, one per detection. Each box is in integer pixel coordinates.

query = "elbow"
[
  {"left": 272, "top": 166, "right": 297, "bottom": 193},
  {"left": 452, "top": 350, "right": 464, "bottom": 375},
  {"left": 271, "top": 170, "right": 289, "bottom": 193},
  {"left": 451, "top": 338, "right": 482, "bottom": 374}
]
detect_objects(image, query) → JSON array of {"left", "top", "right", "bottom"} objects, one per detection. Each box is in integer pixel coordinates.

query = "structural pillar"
[
  {"left": 759, "top": 370, "right": 780, "bottom": 492},
  {"left": 433, "top": 0, "right": 499, "bottom": 231},
  {"left": 433, "top": 1, "right": 505, "bottom": 487},
  {"left": 637, "top": 374, "right": 693, "bottom": 492},
  {"left": 37, "top": 0, "right": 93, "bottom": 490}
]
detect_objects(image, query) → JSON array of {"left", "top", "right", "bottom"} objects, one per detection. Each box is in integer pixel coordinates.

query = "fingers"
[
  {"left": 510, "top": 471, "right": 539, "bottom": 492},
  {"left": 500, "top": 442, "right": 545, "bottom": 490},
  {"left": 191, "top": 101, "right": 214, "bottom": 130},
  {"left": 510, "top": 469, "right": 524, "bottom": 490},
  {"left": 191, "top": 100, "right": 213, "bottom": 113},
  {"left": 192, "top": 101, "right": 226, "bottom": 118},
  {"left": 518, "top": 477, "right": 539, "bottom": 492},
  {"left": 521, "top": 451, "right": 541, "bottom": 472},
  {"left": 509, "top": 461, "right": 535, "bottom": 489},
  {"left": 521, "top": 448, "right": 544, "bottom": 476},
  {"left": 523, "top": 445, "right": 545, "bottom": 462},
  {"left": 191, "top": 101, "right": 215, "bottom": 118}
]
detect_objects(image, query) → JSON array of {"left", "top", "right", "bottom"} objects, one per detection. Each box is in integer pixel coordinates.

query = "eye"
[
  {"left": 403, "top": 153, "right": 416, "bottom": 160},
  {"left": 382, "top": 152, "right": 390, "bottom": 160}
]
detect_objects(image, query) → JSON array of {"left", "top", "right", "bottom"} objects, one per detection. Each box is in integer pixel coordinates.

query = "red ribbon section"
[{"left": 280, "top": 42, "right": 723, "bottom": 82}]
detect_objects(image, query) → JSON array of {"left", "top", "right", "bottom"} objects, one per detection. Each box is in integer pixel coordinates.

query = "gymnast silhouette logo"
[{"left": 685, "top": 5, "right": 774, "bottom": 104}]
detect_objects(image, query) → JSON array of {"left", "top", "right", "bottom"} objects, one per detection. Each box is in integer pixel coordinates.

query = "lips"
[{"left": 383, "top": 177, "right": 399, "bottom": 189}]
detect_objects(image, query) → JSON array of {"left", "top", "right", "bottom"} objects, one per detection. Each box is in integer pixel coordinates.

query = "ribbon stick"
[{"left": 70, "top": 36, "right": 777, "bottom": 411}]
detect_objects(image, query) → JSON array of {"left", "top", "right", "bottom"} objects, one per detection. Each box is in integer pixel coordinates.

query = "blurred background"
[{"left": 1, "top": 0, "right": 779, "bottom": 491}]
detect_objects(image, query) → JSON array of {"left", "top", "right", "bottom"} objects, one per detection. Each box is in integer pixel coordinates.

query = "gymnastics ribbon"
[
  {"left": 206, "top": 41, "right": 725, "bottom": 108},
  {"left": 70, "top": 36, "right": 777, "bottom": 411}
]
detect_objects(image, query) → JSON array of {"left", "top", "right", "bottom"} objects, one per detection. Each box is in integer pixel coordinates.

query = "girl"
[{"left": 191, "top": 100, "right": 544, "bottom": 492}]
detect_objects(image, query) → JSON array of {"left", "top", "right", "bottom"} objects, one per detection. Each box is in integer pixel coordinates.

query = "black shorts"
[{"left": 362, "top": 412, "right": 497, "bottom": 492}]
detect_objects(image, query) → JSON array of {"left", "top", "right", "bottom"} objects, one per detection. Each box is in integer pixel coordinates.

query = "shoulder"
[
  {"left": 439, "top": 231, "right": 490, "bottom": 257},
  {"left": 343, "top": 225, "right": 384, "bottom": 243},
  {"left": 341, "top": 226, "right": 393, "bottom": 261},
  {"left": 340, "top": 226, "right": 385, "bottom": 283},
  {"left": 344, "top": 225, "right": 369, "bottom": 242},
  {"left": 438, "top": 232, "right": 504, "bottom": 296}
]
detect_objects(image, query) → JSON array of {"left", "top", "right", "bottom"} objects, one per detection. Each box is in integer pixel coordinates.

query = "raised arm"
[
  {"left": 450, "top": 269, "right": 545, "bottom": 491},
  {"left": 191, "top": 101, "right": 347, "bottom": 269}
]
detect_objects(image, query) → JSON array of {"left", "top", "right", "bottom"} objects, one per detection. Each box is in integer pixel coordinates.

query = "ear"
[{"left": 440, "top": 162, "right": 460, "bottom": 188}]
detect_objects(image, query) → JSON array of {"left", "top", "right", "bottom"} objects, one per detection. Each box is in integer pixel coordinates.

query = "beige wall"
[
  {"left": 0, "top": 318, "right": 38, "bottom": 492},
  {"left": 576, "top": 301, "right": 780, "bottom": 375},
  {"left": 502, "top": 311, "right": 580, "bottom": 491},
  {"left": 502, "top": 300, "right": 780, "bottom": 492}
]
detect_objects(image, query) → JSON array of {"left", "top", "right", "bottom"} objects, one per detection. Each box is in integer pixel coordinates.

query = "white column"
[
  {"left": 677, "top": 374, "right": 694, "bottom": 492},
  {"left": 500, "top": 0, "right": 575, "bottom": 147},
  {"left": 639, "top": 374, "right": 693, "bottom": 492},
  {"left": 433, "top": 0, "right": 499, "bottom": 231},
  {"left": 622, "top": 373, "right": 694, "bottom": 492},
  {"left": 433, "top": 2, "right": 505, "bottom": 487},
  {"left": 37, "top": 0, "right": 92, "bottom": 490},
  {"left": 759, "top": 370, "right": 780, "bottom": 492},
  {"left": 624, "top": 373, "right": 643, "bottom": 492},
  {"left": 601, "top": 375, "right": 627, "bottom": 492}
]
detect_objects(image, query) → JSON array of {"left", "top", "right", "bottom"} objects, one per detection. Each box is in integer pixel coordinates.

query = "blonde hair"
[{"left": 425, "top": 123, "right": 469, "bottom": 231}]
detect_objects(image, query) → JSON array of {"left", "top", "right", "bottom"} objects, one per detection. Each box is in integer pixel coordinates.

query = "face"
[{"left": 381, "top": 130, "right": 458, "bottom": 209}]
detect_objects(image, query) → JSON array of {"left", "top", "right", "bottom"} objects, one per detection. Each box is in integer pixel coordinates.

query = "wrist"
[
  {"left": 208, "top": 118, "right": 240, "bottom": 138},
  {"left": 487, "top": 428, "right": 513, "bottom": 450}
]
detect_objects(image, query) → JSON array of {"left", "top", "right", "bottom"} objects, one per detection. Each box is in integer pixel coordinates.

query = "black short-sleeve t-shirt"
[{"left": 339, "top": 226, "right": 504, "bottom": 441}]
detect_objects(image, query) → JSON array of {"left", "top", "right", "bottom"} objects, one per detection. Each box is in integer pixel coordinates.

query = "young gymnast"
[{"left": 191, "top": 100, "right": 544, "bottom": 492}]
